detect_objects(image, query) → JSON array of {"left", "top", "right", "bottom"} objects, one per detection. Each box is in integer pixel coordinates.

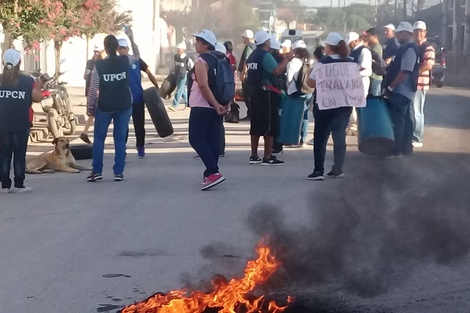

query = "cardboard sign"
[{"left": 314, "top": 62, "right": 366, "bottom": 110}]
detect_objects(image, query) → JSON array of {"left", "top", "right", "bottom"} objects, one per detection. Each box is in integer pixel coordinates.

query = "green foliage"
[{"left": 312, "top": 4, "right": 376, "bottom": 32}]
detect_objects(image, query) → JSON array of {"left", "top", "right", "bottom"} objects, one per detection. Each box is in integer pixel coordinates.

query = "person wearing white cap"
[
  {"left": 281, "top": 39, "right": 292, "bottom": 54},
  {"left": 382, "top": 21, "right": 420, "bottom": 157},
  {"left": 411, "top": 20, "right": 435, "bottom": 147},
  {"left": 188, "top": 29, "right": 228, "bottom": 191},
  {"left": 383, "top": 23, "right": 399, "bottom": 64},
  {"left": 80, "top": 42, "right": 106, "bottom": 144},
  {"left": 245, "top": 31, "right": 294, "bottom": 166},
  {"left": 305, "top": 33, "right": 358, "bottom": 181},
  {"left": 0, "top": 49, "right": 44, "bottom": 193},
  {"left": 169, "top": 41, "right": 194, "bottom": 112},
  {"left": 117, "top": 28, "right": 160, "bottom": 159},
  {"left": 238, "top": 30, "right": 256, "bottom": 120}
]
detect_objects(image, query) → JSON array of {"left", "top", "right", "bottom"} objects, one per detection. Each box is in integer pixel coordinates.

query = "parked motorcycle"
[{"left": 32, "top": 71, "right": 77, "bottom": 139}]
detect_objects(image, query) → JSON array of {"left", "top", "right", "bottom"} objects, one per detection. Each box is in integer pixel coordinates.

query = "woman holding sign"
[{"left": 305, "top": 32, "right": 365, "bottom": 181}]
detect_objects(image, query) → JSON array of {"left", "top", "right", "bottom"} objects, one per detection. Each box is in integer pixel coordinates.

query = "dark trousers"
[
  {"left": 131, "top": 102, "right": 145, "bottom": 148},
  {"left": 387, "top": 94, "right": 414, "bottom": 154},
  {"left": 242, "top": 80, "right": 252, "bottom": 117},
  {"left": 0, "top": 130, "right": 30, "bottom": 188},
  {"left": 189, "top": 107, "right": 223, "bottom": 177},
  {"left": 313, "top": 107, "right": 352, "bottom": 174}
]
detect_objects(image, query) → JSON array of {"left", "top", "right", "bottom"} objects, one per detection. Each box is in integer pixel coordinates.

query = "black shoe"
[
  {"left": 307, "top": 171, "right": 324, "bottom": 181},
  {"left": 249, "top": 156, "right": 262, "bottom": 164},
  {"left": 87, "top": 172, "right": 102, "bottom": 182},
  {"left": 80, "top": 133, "right": 92, "bottom": 144},
  {"left": 271, "top": 147, "right": 283, "bottom": 154},
  {"left": 327, "top": 169, "right": 344, "bottom": 178},
  {"left": 262, "top": 156, "right": 284, "bottom": 166},
  {"left": 114, "top": 174, "right": 124, "bottom": 182}
]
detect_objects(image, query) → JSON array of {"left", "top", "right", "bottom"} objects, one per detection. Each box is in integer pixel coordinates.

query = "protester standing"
[
  {"left": 117, "top": 34, "right": 160, "bottom": 158},
  {"left": 246, "top": 31, "right": 293, "bottom": 166},
  {"left": 382, "top": 22, "right": 420, "bottom": 157},
  {"left": 170, "top": 42, "right": 194, "bottom": 111},
  {"left": 383, "top": 24, "right": 399, "bottom": 64},
  {"left": 306, "top": 46, "right": 326, "bottom": 146},
  {"left": 365, "top": 27, "right": 384, "bottom": 96},
  {"left": 87, "top": 35, "right": 133, "bottom": 182},
  {"left": 224, "top": 41, "right": 237, "bottom": 73},
  {"left": 0, "top": 49, "right": 44, "bottom": 193},
  {"left": 81, "top": 42, "right": 105, "bottom": 144},
  {"left": 306, "top": 33, "right": 358, "bottom": 181},
  {"left": 238, "top": 30, "right": 256, "bottom": 120},
  {"left": 188, "top": 30, "right": 229, "bottom": 191},
  {"left": 412, "top": 21, "right": 435, "bottom": 148}
]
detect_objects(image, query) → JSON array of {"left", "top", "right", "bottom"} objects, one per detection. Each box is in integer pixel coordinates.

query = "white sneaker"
[
  {"left": 0, "top": 188, "right": 10, "bottom": 194},
  {"left": 412, "top": 142, "right": 423, "bottom": 148},
  {"left": 11, "top": 186, "right": 32, "bottom": 193}
]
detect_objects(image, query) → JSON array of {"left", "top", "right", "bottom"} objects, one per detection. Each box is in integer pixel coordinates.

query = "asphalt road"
[{"left": 0, "top": 86, "right": 469, "bottom": 313}]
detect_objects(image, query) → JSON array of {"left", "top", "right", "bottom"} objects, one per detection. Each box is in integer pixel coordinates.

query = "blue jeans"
[
  {"left": 172, "top": 75, "right": 188, "bottom": 107},
  {"left": 387, "top": 94, "right": 414, "bottom": 154},
  {"left": 412, "top": 90, "right": 426, "bottom": 143},
  {"left": 92, "top": 106, "right": 132, "bottom": 175},
  {"left": 370, "top": 79, "right": 383, "bottom": 97},
  {"left": 0, "top": 130, "right": 30, "bottom": 188},
  {"left": 189, "top": 107, "right": 223, "bottom": 177}
]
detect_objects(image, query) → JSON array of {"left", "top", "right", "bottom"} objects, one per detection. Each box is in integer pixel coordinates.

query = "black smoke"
[{"left": 246, "top": 154, "right": 470, "bottom": 298}]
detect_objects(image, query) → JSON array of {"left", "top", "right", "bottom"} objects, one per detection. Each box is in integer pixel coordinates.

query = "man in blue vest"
[
  {"left": 118, "top": 35, "right": 160, "bottom": 159},
  {"left": 238, "top": 30, "right": 256, "bottom": 120},
  {"left": 246, "top": 31, "right": 293, "bottom": 166},
  {"left": 382, "top": 22, "right": 420, "bottom": 157}
]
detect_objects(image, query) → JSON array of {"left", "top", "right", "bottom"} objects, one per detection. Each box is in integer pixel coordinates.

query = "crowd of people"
[{"left": 0, "top": 20, "right": 435, "bottom": 192}]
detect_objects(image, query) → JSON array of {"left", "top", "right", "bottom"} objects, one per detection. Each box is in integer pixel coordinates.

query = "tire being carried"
[
  {"left": 143, "top": 87, "right": 174, "bottom": 138},
  {"left": 70, "top": 144, "right": 93, "bottom": 160},
  {"left": 158, "top": 72, "right": 177, "bottom": 99}
]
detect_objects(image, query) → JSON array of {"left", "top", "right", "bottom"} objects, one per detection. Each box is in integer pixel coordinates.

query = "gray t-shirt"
[{"left": 393, "top": 44, "right": 417, "bottom": 101}]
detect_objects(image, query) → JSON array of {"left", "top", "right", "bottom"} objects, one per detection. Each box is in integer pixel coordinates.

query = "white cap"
[
  {"left": 325, "top": 32, "right": 344, "bottom": 46},
  {"left": 345, "top": 32, "right": 360, "bottom": 45},
  {"left": 118, "top": 38, "right": 129, "bottom": 47},
  {"left": 281, "top": 39, "right": 292, "bottom": 48},
  {"left": 93, "top": 42, "right": 104, "bottom": 51},
  {"left": 292, "top": 40, "right": 307, "bottom": 50},
  {"left": 384, "top": 23, "right": 396, "bottom": 31},
  {"left": 241, "top": 29, "right": 254, "bottom": 39},
  {"left": 254, "top": 31, "right": 271, "bottom": 46},
  {"left": 413, "top": 20, "right": 427, "bottom": 30},
  {"left": 215, "top": 42, "right": 227, "bottom": 54},
  {"left": 396, "top": 21, "right": 414, "bottom": 33},
  {"left": 3, "top": 49, "right": 21, "bottom": 68},
  {"left": 270, "top": 36, "right": 281, "bottom": 50},
  {"left": 193, "top": 29, "right": 217, "bottom": 48},
  {"left": 176, "top": 42, "right": 187, "bottom": 50}
]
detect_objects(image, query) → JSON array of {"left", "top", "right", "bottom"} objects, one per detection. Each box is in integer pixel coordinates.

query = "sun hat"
[{"left": 193, "top": 29, "right": 217, "bottom": 47}]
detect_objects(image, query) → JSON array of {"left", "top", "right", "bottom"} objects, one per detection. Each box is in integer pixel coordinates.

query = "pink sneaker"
[{"left": 201, "top": 173, "right": 225, "bottom": 191}]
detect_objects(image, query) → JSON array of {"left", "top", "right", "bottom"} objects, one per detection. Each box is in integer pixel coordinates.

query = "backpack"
[
  {"left": 294, "top": 58, "right": 315, "bottom": 95},
  {"left": 187, "top": 51, "right": 235, "bottom": 106},
  {"left": 370, "top": 49, "right": 387, "bottom": 76}
]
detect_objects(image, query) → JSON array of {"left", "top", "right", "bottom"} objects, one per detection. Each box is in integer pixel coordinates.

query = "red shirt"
[{"left": 227, "top": 52, "right": 236, "bottom": 71}]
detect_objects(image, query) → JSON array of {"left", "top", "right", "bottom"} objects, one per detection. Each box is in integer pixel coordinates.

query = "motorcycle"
[{"left": 32, "top": 71, "right": 77, "bottom": 139}]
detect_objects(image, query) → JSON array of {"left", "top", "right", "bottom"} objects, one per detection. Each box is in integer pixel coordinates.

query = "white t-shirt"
[{"left": 286, "top": 58, "right": 303, "bottom": 95}]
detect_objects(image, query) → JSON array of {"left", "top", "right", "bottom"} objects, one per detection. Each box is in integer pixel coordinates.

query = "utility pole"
[{"left": 403, "top": 0, "right": 407, "bottom": 19}]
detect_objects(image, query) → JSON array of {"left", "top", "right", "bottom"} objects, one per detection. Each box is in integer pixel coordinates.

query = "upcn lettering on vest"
[
  {"left": 103, "top": 72, "right": 127, "bottom": 82},
  {"left": 0, "top": 90, "right": 27, "bottom": 99},
  {"left": 247, "top": 63, "right": 258, "bottom": 70}
]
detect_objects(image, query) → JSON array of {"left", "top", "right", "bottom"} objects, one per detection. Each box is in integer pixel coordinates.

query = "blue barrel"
[
  {"left": 277, "top": 96, "right": 305, "bottom": 145},
  {"left": 357, "top": 97, "right": 395, "bottom": 155}
]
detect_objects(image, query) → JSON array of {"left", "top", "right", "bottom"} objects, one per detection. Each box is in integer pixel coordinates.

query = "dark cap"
[{"left": 365, "top": 27, "right": 379, "bottom": 36}]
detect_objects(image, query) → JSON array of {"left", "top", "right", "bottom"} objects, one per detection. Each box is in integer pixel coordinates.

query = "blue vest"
[
  {"left": 246, "top": 48, "right": 268, "bottom": 86},
  {"left": 319, "top": 56, "right": 355, "bottom": 65},
  {"left": 384, "top": 42, "right": 420, "bottom": 92},
  {"left": 0, "top": 74, "right": 34, "bottom": 132},
  {"left": 128, "top": 59, "right": 144, "bottom": 104},
  {"left": 349, "top": 46, "right": 366, "bottom": 63},
  {"left": 95, "top": 55, "right": 132, "bottom": 112}
]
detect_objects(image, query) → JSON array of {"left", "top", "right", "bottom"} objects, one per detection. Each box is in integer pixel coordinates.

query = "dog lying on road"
[{"left": 26, "top": 137, "right": 91, "bottom": 174}]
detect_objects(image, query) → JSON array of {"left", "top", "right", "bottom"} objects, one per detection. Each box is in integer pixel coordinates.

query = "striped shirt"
[
  {"left": 417, "top": 40, "right": 435, "bottom": 91},
  {"left": 87, "top": 41, "right": 140, "bottom": 112}
]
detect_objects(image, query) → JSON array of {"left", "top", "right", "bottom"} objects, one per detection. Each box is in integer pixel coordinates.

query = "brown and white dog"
[{"left": 26, "top": 137, "right": 91, "bottom": 174}]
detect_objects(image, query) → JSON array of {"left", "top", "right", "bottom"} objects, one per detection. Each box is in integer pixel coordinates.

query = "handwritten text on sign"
[{"left": 314, "top": 62, "right": 366, "bottom": 110}]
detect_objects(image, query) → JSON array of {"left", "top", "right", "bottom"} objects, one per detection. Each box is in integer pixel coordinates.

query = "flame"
[{"left": 122, "top": 244, "right": 291, "bottom": 313}]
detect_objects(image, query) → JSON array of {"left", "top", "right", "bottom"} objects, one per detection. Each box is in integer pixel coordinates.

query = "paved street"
[{"left": 0, "top": 86, "right": 469, "bottom": 313}]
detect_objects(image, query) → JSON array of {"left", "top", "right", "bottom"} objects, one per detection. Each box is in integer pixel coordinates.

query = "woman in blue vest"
[
  {"left": 0, "top": 49, "right": 43, "bottom": 193},
  {"left": 86, "top": 35, "right": 133, "bottom": 182},
  {"left": 306, "top": 33, "right": 355, "bottom": 181}
]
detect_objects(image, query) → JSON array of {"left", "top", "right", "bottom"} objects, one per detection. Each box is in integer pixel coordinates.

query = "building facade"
[{"left": 443, "top": 0, "right": 470, "bottom": 54}]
